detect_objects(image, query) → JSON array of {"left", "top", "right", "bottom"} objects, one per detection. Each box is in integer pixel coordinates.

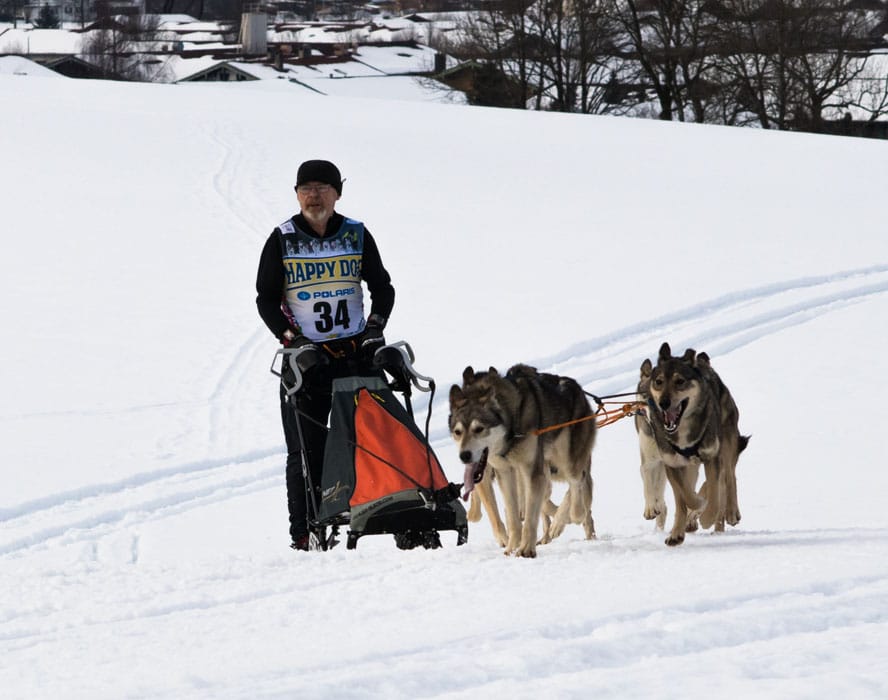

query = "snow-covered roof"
[
  {"left": 351, "top": 44, "right": 440, "bottom": 74},
  {"left": 0, "top": 28, "right": 82, "bottom": 54},
  {"left": 162, "top": 50, "right": 463, "bottom": 103},
  {"left": 0, "top": 55, "right": 64, "bottom": 77},
  {"left": 166, "top": 55, "right": 289, "bottom": 82}
]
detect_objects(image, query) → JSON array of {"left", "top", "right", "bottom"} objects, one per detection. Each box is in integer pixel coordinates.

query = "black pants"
[{"left": 279, "top": 339, "right": 378, "bottom": 541}]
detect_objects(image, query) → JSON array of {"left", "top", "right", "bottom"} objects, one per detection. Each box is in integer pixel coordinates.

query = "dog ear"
[
  {"left": 488, "top": 366, "right": 500, "bottom": 377},
  {"left": 462, "top": 366, "right": 475, "bottom": 384},
  {"left": 658, "top": 342, "right": 672, "bottom": 360},
  {"left": 681, "top": 348, "right": 696, "bottom": 362},
  {"left": 695, "top": 352, "right": 711, "bottom": 369},
  {"left": 449, "top": 384, "right": 467, "bottom": 407},
  {"left": 640, "top": 358, "right": 652, "bottom": 377}
]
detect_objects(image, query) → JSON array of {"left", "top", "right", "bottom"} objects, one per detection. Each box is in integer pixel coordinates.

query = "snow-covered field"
[{"left": 2, "top": 73, "right": 887, "bottom": 699}]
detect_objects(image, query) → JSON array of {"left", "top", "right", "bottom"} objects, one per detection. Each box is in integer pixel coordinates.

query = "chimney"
[
  {"left": 434, "top": 52, "right": 446, "bottom": 74},
  {"left": 239, "top": 6, "right": 268, "bottom": 57}
]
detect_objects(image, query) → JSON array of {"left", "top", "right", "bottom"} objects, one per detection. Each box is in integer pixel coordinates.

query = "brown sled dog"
[
  {"left": 637, "top": 343, "right": 749, "bottom": 546},
  {"left": 449, "top": 365, "right": 596, "bottom": 557},
  {"left": 465, "top": 467, "right": 559, "bottom": 548}
]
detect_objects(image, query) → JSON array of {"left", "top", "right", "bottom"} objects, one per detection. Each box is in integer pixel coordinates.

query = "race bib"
[{"left": 280, "top": 219, "right": 367, "bottom": 341}]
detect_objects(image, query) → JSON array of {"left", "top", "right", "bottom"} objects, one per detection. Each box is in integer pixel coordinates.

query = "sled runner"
[{"left": 271, "top": 341, "right": 468, "bottom": 551}]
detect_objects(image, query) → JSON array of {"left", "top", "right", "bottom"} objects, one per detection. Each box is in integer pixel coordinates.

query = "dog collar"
[{"left": 666, "top": 436, "right": 704, "bottom": 460}]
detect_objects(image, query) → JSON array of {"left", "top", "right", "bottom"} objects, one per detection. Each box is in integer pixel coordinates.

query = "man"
[{"left": 256, "top": 160, "right": 395, "bottom": 550}]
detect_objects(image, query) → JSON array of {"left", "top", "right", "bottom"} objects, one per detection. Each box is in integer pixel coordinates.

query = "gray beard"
[{"left": 302, "top": 206, "right": 331, "bottom": 231}]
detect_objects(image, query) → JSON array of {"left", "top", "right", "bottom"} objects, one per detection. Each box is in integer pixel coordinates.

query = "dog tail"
[{"left": 738, "top": 434, "right": 751, "bottom": 455}]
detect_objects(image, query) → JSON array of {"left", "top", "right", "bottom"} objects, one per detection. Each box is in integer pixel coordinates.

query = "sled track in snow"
[
  {"left": 427, "top": 263, "right": 888, "bottom": 445},
  {"left": 0, "top": 452, "right": 282, "bottom": 559},
  {"left": 3, "top": 265, "right": 888, "bottom": 559},
  {"left": 272, "top": 563, "right": 888, "bottom": 698}
]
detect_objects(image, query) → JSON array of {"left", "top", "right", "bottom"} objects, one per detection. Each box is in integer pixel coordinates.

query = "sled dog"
[
  {"left": 465, "top": 467, "right": 558, "bottom": 548},
  {"left": 635, "top": 364, "right": 700, "bottom": 534},
  {"left": 449, "top": 364, "right": 596, "bottom": 557},
  {"left": 637, "top": 342, "right": 749, "bottom": 546}
]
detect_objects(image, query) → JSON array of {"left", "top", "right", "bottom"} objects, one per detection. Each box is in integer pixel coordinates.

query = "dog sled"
[{"left": 271, "top": 341, "right": 468, "bottom": 551}]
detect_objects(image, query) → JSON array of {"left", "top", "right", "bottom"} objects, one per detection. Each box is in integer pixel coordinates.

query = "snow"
[
  {"left": 0, "top": 27, "right": 82, "bottom": 53},
  {"left": 166, "top": 46, "right": 462, "bottom": 103},
  {"left": 1, "top": 73, "right": 887, "bottom": 699},
  {"left": 0, "top": 55, "right": 63, "bottom": 77}
]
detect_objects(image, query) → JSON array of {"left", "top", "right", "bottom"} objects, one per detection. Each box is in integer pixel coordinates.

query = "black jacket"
[{"left": 255, "top": 212, "right": 395, "bottom": 340}]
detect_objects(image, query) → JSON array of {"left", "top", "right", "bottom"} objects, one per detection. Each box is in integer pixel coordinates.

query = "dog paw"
[
  {"left": 644, "top": 500, "right": 666, "bottom": 520},
  {"left": 726, "top": 510, "right": 741, "bottom": 527},
  {"left": 665, "top": 533, "right": 685, "bottom": 546},
  {"left": 685, "top": 517, "right": 699, "bottom": 533},
  {"left": 547, "top": 522, "right": 566, "bottom": 541}
]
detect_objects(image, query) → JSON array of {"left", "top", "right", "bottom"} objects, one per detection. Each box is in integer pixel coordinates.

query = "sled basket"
[{"left": 317, "top": 375, "right": 467, "bottom": 549}]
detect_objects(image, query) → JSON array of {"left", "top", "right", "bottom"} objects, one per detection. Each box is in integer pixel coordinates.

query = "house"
[
  {"left": 45, "top": 53, "right": 119, "bottom": 79},
  {"left": 175, "top": 59, "right": 261, "bottom": 82},
  {"left": 21, "top": 0, "right": 145, "bottom": 25}
]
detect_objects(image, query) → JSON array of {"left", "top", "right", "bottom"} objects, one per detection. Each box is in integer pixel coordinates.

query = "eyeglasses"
[{"left": 296, "top": 184, "right": 333, "bottom": 195}]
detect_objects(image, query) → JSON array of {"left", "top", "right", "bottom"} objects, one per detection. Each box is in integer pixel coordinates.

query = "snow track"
[
  {"left": 5, "top": 74, "right": 888, "bottom": 699},
  {"left": 6, "top": 264, "right": 885, "bottom": 563},
  {"left": 427, "top": 263, "right": 888, "bottom": 445}
]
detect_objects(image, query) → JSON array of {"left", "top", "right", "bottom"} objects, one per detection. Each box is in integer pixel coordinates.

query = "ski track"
[
  {"left": 156, "top": 531, "right": 887, "bottom": 699},
  {"left": 424, "top": 263, "right": 888, "bottom": 446},
  {"left": 4, "top": 528, "right": 886, "bottom": 654},
  {"left": 208, "top": 122, "right": 266, "bottom": 244},
  {"left": 4, "top": 265, "right": 888, "bottom": 563},
  {"left": 0, "top": 451, "right": 279, "bottom": 557}
]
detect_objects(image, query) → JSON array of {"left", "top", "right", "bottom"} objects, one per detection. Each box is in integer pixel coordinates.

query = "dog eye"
[
  {"left": 452, "top": 428, "right": 462, "bottom": 437},
  {"left": 674, "top": 376, "right": 685, "bottom": 386},
  {"left": 472, "top": 425, "right": 485, "bottom": 436}
]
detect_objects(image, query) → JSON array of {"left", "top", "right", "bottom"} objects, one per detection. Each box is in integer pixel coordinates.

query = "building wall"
[{"left": 23, "top": 0, "right": 145, "bottom": 23}]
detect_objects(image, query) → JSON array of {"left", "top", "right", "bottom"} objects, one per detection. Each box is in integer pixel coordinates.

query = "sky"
[{"left": 1, "top": 70, "right": 888, "bottom": 699}]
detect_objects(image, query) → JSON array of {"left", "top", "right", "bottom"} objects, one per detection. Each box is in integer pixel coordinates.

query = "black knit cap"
[{"left": 296, "top": 160, "right": 343, "bottom": 195}]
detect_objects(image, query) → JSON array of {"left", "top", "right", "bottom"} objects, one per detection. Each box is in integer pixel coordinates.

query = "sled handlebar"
[
  {"left": 374, "top": 341, "right": 435, "bottom": 394},
  {"left": 270, "top": 346, "right": 321, "bottom": 397},
  {"left": 270, "top": 341, "right": 436, "bottom": 397}
]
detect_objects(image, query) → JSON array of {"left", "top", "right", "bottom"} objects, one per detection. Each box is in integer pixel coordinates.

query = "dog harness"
[{"left": 277, "top": 218, "right": 367, "bottom": 342}]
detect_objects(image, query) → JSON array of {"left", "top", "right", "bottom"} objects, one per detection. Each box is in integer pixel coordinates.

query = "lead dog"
[
  {"left": 450, "top": 365, "right": 596, "bottom": 557},
  {"left": 638, "top": 343, "right": 749, "bottom": 546}
]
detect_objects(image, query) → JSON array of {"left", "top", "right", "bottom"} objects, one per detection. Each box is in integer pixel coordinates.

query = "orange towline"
[{"left": 531, "top": 400, "right": 647, "bottom": 435}]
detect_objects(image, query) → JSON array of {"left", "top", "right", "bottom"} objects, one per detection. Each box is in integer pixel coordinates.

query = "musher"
[{"left": 256, "top": 159, "right": 395, "bottom": 551}]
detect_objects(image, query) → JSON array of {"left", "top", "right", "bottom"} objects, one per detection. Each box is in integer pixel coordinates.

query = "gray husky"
[
  {"left": 449, "top": 365, "right": 596, "bottom": 557},
  {"left": 637, "top": 342, "right": 749, "bottom": 546}
]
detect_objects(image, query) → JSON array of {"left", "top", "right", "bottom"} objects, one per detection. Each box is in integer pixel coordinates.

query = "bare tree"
[
  {"left": 607, "top": 0, "right": 722, "bottom": 121},
  {"left": 82, "top": 14, "right": 164, "bottom": 81},
  {"left": 452, "top": 0, "right": 541, "bottom": 108},
  {"left": 843, "top": 68, "right": 888, "bottom": 122},
  {"left": 526, "top": 0, "right": 621, "bottom": 113},
  {"left": 450, "top": 0, "right": 626, "bottom": 113},
  {"left": 713, "top": 0, "right": 879, "bottom": 130}
]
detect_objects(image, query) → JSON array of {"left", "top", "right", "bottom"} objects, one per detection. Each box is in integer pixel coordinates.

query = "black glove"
[
  {"left": 281, "top": 330, "right": 328, "bottom": 375},
  {"left": 281, "top": 329, "right": 312, "bottom": 349},
  {"left": 360, "top": 314, "right": 387, "bottom": 353}
]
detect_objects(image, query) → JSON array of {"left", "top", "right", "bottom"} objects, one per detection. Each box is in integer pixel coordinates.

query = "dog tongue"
[
  {"left": 665, "top": 407, "right": 681, "bottom": 427},
  {"left": 461, "top": 463, "right": 478, "bottom": 500}
]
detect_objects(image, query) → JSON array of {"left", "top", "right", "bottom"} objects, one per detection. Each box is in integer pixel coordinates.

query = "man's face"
[{"left": 296, "top": 182, "right": 340, "bottom": 227}]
